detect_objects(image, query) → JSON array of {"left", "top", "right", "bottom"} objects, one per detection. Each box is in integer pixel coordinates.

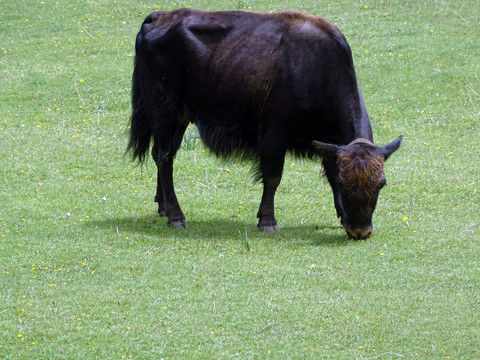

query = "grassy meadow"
[{"left": 1, "top": 0, "right": 479, "bottom": 358}]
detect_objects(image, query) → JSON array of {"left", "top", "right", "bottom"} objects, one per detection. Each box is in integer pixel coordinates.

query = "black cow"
[{"left": 127, "top": 8, "right": 402, "bottom": 239}]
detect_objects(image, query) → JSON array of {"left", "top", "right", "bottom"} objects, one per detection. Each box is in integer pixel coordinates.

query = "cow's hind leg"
[
  {"left": 151, "top": 98, "right": 188, "bottom": 229},
  {"left": 153, "top": 148, "right": 188, "bottom": 228},
  {"left": 152, "top": 145, "right": 166, "bottom": 217},
  {"left": 256, "top": 148, "right": 286, "bottom": 232}
]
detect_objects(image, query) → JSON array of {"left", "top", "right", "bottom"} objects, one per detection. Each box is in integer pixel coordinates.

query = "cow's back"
[
  {"left": 137, "top": 9, "right": 352, "bottom": 105},
  {"left": 136, "top": 9, "right": 367, "bottom": 155}
]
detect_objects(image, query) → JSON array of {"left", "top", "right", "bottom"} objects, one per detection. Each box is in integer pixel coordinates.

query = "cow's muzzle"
[{"left": 346, "top": 225, "right": 372, "bottom": 240}]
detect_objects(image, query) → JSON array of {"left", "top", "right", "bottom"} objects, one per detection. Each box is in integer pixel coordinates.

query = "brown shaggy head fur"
[{"left": 337, "top": 139, "right": 385, "bottom": 199}]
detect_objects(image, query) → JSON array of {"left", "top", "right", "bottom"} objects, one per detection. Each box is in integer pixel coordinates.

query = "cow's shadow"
[{"left": 87, "top": 213, "right": 350, "bottom": 248}]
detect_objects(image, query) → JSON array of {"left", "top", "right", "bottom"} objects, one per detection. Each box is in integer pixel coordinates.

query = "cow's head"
[{"left": 313, "top": 136, "right": 402, "bottom": 239}]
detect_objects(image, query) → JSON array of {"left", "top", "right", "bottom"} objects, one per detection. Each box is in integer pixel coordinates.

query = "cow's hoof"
[
  {"left": 169, "top": 219, "right": 188, "bottom": 229},
  {"left": 258, "top": 224, "right": 279, "bottom": 233}
]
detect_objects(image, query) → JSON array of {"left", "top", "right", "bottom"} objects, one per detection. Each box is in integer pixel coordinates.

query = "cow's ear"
[
  {"left": 380, "top": 136, "right": 403, "bottom": 160},
  {"left": 312, "top": 141, "right": 339, "bottom": 161}
]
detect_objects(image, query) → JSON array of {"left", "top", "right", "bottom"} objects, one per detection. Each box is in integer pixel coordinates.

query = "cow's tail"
[{"left": 126, "top": 53, "right": 153, "bottom": 164}]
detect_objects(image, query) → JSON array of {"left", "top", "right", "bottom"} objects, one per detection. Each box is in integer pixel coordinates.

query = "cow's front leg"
[
  {"left": 257, "top": 176, "right": 281, "bottom": 232},
  {"left": 256, "top": 149, "right": 285, "bottom": 232}
]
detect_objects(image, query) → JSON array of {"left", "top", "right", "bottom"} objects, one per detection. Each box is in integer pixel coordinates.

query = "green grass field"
[{"left": 1, "top": 0, "right": 479, "bottom": 358}]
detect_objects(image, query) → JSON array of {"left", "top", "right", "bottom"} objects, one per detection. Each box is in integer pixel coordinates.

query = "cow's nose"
[{"left": 346, "top": 226, "right": 372, "bottom": 240}]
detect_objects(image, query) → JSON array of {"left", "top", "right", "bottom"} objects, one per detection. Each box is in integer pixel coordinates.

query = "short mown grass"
[{"left": 1, "top": 0, "right": 479, "bottom": 358}]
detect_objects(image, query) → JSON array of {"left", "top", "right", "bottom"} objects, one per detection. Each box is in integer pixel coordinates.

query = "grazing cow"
[{"left": 127, "top": 8, "right": 402, "bottom": 239}]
